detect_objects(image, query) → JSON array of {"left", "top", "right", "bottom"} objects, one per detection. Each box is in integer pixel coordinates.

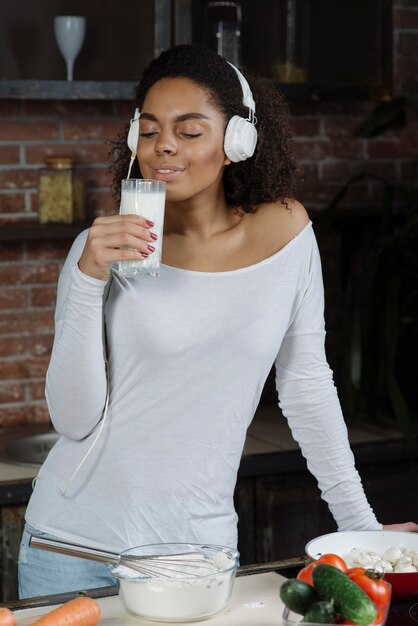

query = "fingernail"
[
  {"left": 150, "top": 233, "right": 158, "bottom": 241},
  {"left": 147, "top": 245, "right": 155, "bottom": 252},
  {"left": 146, "top": 220, "right": 154, "bottom": 227},
  {"left": 141, "top": 252, "right": 149, "bottom": 258}
]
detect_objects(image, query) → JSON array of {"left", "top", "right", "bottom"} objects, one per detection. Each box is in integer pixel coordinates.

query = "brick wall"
[
  {"left": 0, "top": 101, "right": 131, "bottom": 425},
  {"left": 291, "top": 0, "right": 418, "bottom": 211},
  {"left": 1, "top": 2, "right": 417, "bottom": 427}
]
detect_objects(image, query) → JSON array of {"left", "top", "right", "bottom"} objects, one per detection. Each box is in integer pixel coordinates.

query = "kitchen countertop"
[
  {"left": 3, "top": 562, "right": 418, "bottom": 625},
  {"left": 244, "top": 405, "right": 404, "bottom": 455},
  {"left": 7, "top": 571, "right": 289, "bottom": 625},
  {"left": 0, "top": 463, "right": 37, "bottom": 483}
]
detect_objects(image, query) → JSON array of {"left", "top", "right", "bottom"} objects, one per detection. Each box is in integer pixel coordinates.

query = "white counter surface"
[
  {"left": 13, "top": 572, "right": 287, "bottom": 626},
  {"left": 0, "top": 462, "right": 37, "bottom": 483}
]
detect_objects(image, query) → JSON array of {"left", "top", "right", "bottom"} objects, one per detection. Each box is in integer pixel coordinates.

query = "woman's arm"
[
  {"left": 46, "top": 214, "right": 157, "bottom": 439},
  {"left": 383, "top": 522, "right": 418, "bottom": 531},
  {"left": 45, "top": 230, "right": 109, "bottom": 440},
  {"left": 275, "top": 232, "right": 381, "bottom": 531}
]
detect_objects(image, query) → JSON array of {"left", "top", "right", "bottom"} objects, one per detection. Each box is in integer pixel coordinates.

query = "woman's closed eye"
[
  {"left": 178, "top": 124, "right": 204, "bottom": 138},
  {"left": 180, "top": 132, "right": 202, "bottom": 139},
  {"left": 139, "top": 130, "right": 203, "bottom": 139}
]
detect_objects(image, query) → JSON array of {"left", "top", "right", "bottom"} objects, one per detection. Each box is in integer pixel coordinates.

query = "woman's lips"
[{"left": 151, "top": 167, "right": 184, "bottom": 182}]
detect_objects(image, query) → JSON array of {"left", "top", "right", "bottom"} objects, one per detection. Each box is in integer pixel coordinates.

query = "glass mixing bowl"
[{"left": 109, "top": 542, "right": 239, "bottom": 623}]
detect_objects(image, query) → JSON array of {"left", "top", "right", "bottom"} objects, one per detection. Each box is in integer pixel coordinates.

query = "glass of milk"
[{"left": 113, "top": 178, "right": 166, "bottom": 278}]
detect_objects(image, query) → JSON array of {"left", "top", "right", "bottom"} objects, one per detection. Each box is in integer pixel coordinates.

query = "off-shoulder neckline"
[{"left": 161, "top": 220, "right": 313, "bottom": 276}]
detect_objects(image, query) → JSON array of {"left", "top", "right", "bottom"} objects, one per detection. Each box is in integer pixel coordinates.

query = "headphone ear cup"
[
  {"left": 224, "top": 115, "right": 258, "bottom": 163},
  {"left": 127, "top": 117, "right": 140, "bottom": 154}
]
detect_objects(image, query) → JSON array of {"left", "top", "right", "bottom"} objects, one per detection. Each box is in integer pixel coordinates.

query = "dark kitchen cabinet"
[
  {"left": 191, "top": 0, "right": 393, "bottom": 100},
  {"left": 0, "top": 0, "right": 167, "bottom": 82},
  {"left": 0, "top": 0, "right": 171, "bottom": 99},
  {"left": 235, "top": 443, "right": 418, "bottom": 566},
  {"left": 0, "top": 0, "right": 392, "bottom": 101},
  {"left": 0, "top": 505, "right": 26, "bottom": 602}
]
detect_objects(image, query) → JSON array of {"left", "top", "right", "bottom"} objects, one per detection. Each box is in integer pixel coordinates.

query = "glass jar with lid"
[
  {"left": 205, "top": 2, "right": 242, "bottom": 66},
  {"left": 38, "top": 155, "right": 84, "bottom": 224}
]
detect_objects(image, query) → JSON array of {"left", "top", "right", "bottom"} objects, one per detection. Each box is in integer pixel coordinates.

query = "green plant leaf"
[
  {"left": 355, "top": 98, "right": 407, "bottom": 138},
  {"left": 349, "top": 308, "right": 362, "bottom": 390},
  {"left": 406, "top": 98, "right": 418, "bottom": 115},
  {"left": 314, "top": 173, "right": 367, "bottom": 243},
  {"left": 315, "top": 99, "right": 418, "bottom": 439},
  {"left": 387, "top": 374, "right": 418, "bottom": 446}
]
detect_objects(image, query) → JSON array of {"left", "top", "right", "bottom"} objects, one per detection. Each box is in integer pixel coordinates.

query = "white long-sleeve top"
[{"left": 26, "top": 221, "right": 381, "bottom": 552}]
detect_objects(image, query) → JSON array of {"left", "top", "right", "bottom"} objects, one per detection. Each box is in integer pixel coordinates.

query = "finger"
[
  {"left": 79, "top": 236, "right": 153, "bottom": 278},
  {"left": 101, "top": 231, "right": 157, "bottom": 255},
  {"left": 93, "top": 214, "right": 154, "bottom": 228},
  {"left": 89, "top": 220, "right": 158, "bottom": 244},
  {"left": 100, "top": 247, "right": 149, "bottom": 265}
]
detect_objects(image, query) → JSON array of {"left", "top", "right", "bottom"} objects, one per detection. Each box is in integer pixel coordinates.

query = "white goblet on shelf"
[{"left": 54, "top": 16, "right": 86, "bottom": 81}]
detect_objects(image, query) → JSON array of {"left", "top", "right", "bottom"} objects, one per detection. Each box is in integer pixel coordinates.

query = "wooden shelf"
[
  {"left": 0, "top": 79, "right": 310, "bottom": 102},
  {"left": 0, "top": 80, "right": 136, "bottom": 100},
  {"left": 0, "top": 222, "right": 90, "bottom": 241},
  {"left": 0, "top": 79, "right": 381, "bottom": 102}
]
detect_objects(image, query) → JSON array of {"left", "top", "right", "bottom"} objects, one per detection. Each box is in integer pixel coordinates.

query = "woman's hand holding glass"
[{"left": 77, "top": 214, "right": 157, "bottom": 281}]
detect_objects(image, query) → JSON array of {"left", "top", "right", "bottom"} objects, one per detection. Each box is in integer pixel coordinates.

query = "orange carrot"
[
  {"left": 0, "top": 608, "right": 16, "bottom": 626},
  {"left": 31, "top": 597, "right": 100, "bottom": 626}
]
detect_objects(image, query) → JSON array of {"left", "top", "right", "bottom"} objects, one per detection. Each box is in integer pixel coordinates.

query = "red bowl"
[
  {"left": 383, "top": 571, "right": 417, "bottom": 598},
  {"left": 305, "top": 530, "right": 418, "bottom": 598}
]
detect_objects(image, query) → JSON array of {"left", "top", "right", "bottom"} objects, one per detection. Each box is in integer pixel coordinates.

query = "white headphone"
[
  {"left": 126, "top": 62, "right": 258, "bottom": 163},
  {"left": 223, "top": 62, "right": 258, "bottom": 162}
]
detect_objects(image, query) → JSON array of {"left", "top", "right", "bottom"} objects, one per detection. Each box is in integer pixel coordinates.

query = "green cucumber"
[
  {"left": 312, "top": 563, "right": 377, "bottom": 625},
  {"left": 280, "top": 579, "right": 318, "bottom": 615},
  {"left": 302, "top": 600, "right": 336, "bottom": 624}
]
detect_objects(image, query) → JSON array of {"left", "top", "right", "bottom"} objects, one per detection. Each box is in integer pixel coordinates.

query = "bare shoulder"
[
  {"left": 256, "top": 198, "right": 309, "bottom": 231},
  {"left": 247, "top": 198, "right": 310, "bottom": 248},
  {"left": 238, "top": 199, "right": 310, "bottom": 263}
]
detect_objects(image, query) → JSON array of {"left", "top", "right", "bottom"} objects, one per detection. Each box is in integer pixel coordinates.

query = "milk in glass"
[{"left": 115, "top": 179, "right": 166, "bottom": 278}]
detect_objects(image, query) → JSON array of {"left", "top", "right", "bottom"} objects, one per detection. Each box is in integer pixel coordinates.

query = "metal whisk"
[{"left": 29, "top": 535, "right": 223, "bottom": 578}]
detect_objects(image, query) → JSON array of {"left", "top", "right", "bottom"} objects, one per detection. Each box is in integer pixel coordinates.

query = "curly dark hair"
[{"left": 110, "top": 44, "right": 302, "bottom": 213}]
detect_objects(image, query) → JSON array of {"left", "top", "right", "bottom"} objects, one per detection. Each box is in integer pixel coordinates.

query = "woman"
[{"left": 19, "top": 44, "right": 418, "bottom": 598}]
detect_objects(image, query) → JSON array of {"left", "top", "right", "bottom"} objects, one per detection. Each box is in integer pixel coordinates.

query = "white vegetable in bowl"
[
  {"left": 373, "top": 560, "right": 393, "bottom": 574},
  {"left": 382, "top": 546, "right": 404, "bottom": 565},
  {"left": 409, "top": 551, "right": 418, "bottom": 569},
  {"left": 347, "top": 548, "right": 365, "bottom": 563},
  {"left": 346, "top": 545, "right": 417, "bottom": 573},
  {"left": 398, "top": 556, "right": 413, "bottom": 566},
  {"left": 347, "top": 548, "right": 382, "bottom": 569},
  {"left": 394, "top": 562, "right": 417, "bottom": 573}
]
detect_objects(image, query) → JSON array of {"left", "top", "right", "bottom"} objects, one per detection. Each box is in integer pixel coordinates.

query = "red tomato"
[
  {"left": 347, "top": 568, "right": 391, "bottom": 624},
  {"left": 315, "top": 553, "right": 348, "bottom": 573},
  {"left": 297, "top": 562, "right": 315, "bottom": 586},
  {"left": 297, "top": 553, "right": 347, "bottom": 586},
  {"left": 346, "top": 567, "right": 367, "bottom": 577}
]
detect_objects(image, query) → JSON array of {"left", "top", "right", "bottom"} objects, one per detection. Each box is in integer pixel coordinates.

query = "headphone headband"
[{"left": 227, "top": 61, "right": 256, "bottom": 117}]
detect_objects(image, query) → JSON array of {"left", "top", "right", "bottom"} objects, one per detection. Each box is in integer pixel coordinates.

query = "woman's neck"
[{"left": 164, "top": 189, "right": 240, "bottom": 241}]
